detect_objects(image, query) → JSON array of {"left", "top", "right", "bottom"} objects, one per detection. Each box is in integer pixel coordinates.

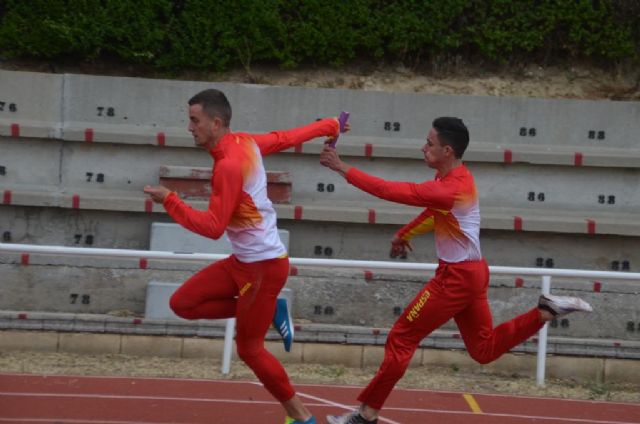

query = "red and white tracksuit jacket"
[
  {"left": 344, "top": 164, "right": 544, "bottom": 410},
  {"left": 163, "top": 118, "right": 339, "bottom": 402}
]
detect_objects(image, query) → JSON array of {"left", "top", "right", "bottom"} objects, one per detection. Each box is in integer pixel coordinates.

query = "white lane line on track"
[
  {"left": 0, "top": 391, "right": 287, "bottom": 404},
  {"left": 6, "top": 374, "right": 637, "bottom": 409},
  {"left": 295, "top": 391, "right": 402, "bottom": 424},
  {"left": 377, "top": 406, "right": 639, "bottom": 424},
  {"left": 3, "top": 389, "right": 637, "bottom": 424},
  {"left": 248, "top": 381, "right": 402, "bottom": 424}
]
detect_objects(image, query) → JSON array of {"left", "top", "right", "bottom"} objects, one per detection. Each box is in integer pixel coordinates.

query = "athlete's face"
[
  {"left": 421, "top": 128, "right": 451, "bottom": 169},
  {"left": 188, "top": 103, "right": 221, "bottom": 148}
]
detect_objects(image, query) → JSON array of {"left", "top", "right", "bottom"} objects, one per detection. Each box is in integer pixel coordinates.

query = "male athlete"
[
  {"left": 145, "top": 88, "right": 341, "bottom": 424},
  {"left": 319, "top": 117, "right": 592, "bottom": 424}
]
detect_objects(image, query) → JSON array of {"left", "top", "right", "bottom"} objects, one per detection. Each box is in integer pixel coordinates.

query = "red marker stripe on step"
[
  {"left": 364, "top": 143, "right": 373, "bottom": 158},
  {"left": 368, "top": 209, "right": 376, "bottom": 224},
  {"left": 11, "top": 123, "right": 20, "bottom": 137},
  {"left": 514, "top": 216, "right": 523, "bottom": 231}
]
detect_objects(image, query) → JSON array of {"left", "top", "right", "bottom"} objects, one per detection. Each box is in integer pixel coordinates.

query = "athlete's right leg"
[
  {"left": 328, "top": 278, "right": 458, "bottom": 423},
  {"left": 169, "top": 257, "right": 238, "bottom": 320},
  {"left": 350, "top": 265, "right": 472, "bottom": 418}
]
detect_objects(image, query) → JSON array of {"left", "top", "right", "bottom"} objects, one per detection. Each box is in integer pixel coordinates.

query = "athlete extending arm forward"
[
  {"left": 319, "top": 117, "right": 592, "bottom": 424},
  {"left": 145, "top": 89, "right": 341, "bottom": 424}
]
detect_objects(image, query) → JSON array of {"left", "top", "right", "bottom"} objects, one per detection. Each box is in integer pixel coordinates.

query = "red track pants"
[
  {"left": 169, "top": 254, "right": 295, "bottom": 402},
  {"left": 358, "top": 259, "right": 544, "bottom": 410}
]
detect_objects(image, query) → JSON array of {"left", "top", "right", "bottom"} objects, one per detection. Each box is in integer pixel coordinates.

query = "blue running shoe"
[
  {"left": 285, "top": 415, "right": 316, "bottom": 424},
  {"left": 273, "top": 297, "right": 294, "bottom": 352}
]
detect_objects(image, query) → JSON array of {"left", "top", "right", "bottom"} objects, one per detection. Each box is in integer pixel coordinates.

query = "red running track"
[{"left": 0, "top": 373, "right": 638, "bottom": 424}]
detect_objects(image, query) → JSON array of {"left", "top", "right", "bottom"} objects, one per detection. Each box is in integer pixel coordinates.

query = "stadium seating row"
[
  {"left": 2, "top": 69, "right": 640, "bottom": 159},
  {"left": 1, "top": 69, "right": 638, "bottom": 273}
]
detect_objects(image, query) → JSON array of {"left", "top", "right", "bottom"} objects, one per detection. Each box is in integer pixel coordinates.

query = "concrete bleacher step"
[
  {"left": 286, "top": 136, "right": 640, "bottom": 169},
  {"left": 3, "top": 137, "right": 637, "bottom": 214},
  {"left": 2, "top": 185, "right": 638, "bottom": 237},
  {"left": 2, "top": 199, "right": 638, "bottom": 274},
  {"left": 2, "top": 310, "right": 639, "bottom": 363},
  {"left": 0, "top": 253, "right": 638, "bottom": 342},
  {"left": 3, "top": 69, "right": 640, "bottom": 169},
  {"left": 159, "top": 165, "right": 292, "bottom": 203},
  {"left": 1, "top": 68, "right": 639, "bottom": 275}
]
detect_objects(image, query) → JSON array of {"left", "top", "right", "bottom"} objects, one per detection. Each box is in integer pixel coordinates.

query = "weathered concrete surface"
[
  {"left": 0, "top": 261, "right": 637, "bottom": 342},
  {"left": 1, "top": 69, "right": 639, "bottom": 352}
]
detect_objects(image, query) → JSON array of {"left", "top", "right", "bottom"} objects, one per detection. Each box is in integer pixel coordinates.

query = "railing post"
[
  {"left": 536, "top": 275, "right": 551, "bottom": 387},
  {"left": 221, "top": 318, "right": 236, "bottom": 374}
]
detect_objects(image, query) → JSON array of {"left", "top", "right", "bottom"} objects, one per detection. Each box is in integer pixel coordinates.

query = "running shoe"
[
  {"left": 326, "top": 411, "right": 378, "bottom": 424},
  {"left": 285, "top": 416, "right": 316, "bottom": 424},
  {"left": 273, "top": 297, "right": 294, "bottom": 352},
  {"left": 538, "top": 294, "right": 593, "bottom": 317}
]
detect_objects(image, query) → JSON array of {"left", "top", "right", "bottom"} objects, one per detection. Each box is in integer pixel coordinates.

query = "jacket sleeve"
[
  {"left": 345, "top": 167, "right": 457, "bottom": 210},
  {"left": 162, "top": 160, "right": 243, "bottom": 240},
  {"left": 249, "top": 118, "right": 339, "bottom": 156},
  {"left": 395, "top": 209, "right": 435, "bottom": 241}
]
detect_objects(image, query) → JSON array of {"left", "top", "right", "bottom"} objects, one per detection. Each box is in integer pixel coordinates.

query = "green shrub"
[
  {"left": 0, "top": 0, "right": 637, "bottom": 71},
  {"left": 0, "top": 0, "right": 107, "bottom": 59},
  {"left": 102, "top": 0, "right": 172, "bottom": 63},
  {"left": 158, "top": 0, "right": 287, "bottom": 71}
]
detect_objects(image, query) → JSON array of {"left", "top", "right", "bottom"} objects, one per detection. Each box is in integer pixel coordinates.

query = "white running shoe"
[
  {"left": 326, "top": 411, "right": 377, "bottom": 424},
  {"left": 538, "top": 294, "right": 593, "bottom": 317}
]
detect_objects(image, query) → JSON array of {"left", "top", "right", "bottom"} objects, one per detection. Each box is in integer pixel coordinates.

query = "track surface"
[{"left": 1, "top": 373, "right": 639, "bottom": 423}]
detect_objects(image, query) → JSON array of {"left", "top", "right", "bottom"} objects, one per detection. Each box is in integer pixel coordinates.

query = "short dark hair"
[
  {"left": 188, "top": 89, "right": 232, "bottom": 126},
  {"left": 432, "top": 117, "right": 469, "bottom": 159}
]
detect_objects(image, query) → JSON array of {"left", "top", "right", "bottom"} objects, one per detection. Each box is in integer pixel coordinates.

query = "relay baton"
[{"left": 329, "top": 111, "right": 350, "bottom": 148}]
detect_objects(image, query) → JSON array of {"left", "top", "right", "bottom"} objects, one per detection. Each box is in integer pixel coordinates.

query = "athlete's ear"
[
  {"left": 444, "top": 144, "right": 454, "bottom": 157},
  {"left": 209, "top": 116, "right": 224, "bottom": 135}
]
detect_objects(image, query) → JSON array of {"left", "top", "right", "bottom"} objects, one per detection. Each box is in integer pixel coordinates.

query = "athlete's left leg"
[
  {"left": 231, "top": 256, "right": 291, "bottom": 398},
  {"left": 231, "top": 256, "right": 313, "bottom": 422},
  {"left": 169, "top": 257, "right": 238, "bottom": 320}
]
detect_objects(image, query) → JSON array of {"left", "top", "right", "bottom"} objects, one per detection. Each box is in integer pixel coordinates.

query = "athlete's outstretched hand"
[
  {"left": 320, "top": 142, "right": 351, "bottom": 177},
  {"left": 144, "top": 185, "right": 171, "bottom": 203},
  {"left": 390, "top": 237, "right": 413, "bottom": 258}
]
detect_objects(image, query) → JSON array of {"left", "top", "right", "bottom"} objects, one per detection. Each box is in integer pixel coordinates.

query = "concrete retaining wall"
[
  {"left": 1, "top": 69, "right": 639, "bottom": 348},
  {"left": 0, "top": 259, "right": 638, "bottom": 342},
  {"left": 1, "top": 328, "right": 638, "bottom": 384}
]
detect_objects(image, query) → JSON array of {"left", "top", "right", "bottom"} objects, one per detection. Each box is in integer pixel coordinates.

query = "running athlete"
[
  {"left": 319, "top": 117, "right": 592, "bottom": 424},
  {"left": 144, "top": 89, "right": 341, "bottom": 424}
]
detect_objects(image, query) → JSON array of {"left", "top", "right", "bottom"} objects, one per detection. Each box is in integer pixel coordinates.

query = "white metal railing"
[{"left": 2, "top": 242, "right": 640, "bottom": 386}]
